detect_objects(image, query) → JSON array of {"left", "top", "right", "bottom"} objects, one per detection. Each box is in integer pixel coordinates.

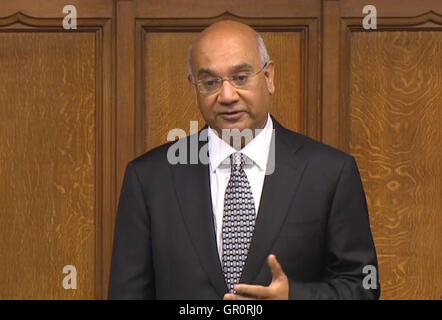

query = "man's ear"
[
  {"left": 263, "top": 61, "right": 275, "bottom": 95},
  {"left": 188, "top": 74, "right": 199, "bottom": 106},
  {"left": 188, "top": 74, "right": 196, "bottom": 93}
]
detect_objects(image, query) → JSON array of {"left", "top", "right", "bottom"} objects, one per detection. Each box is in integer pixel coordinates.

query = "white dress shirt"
[{"left": 207, "top": 113, "right": 274, "bottom": 262}]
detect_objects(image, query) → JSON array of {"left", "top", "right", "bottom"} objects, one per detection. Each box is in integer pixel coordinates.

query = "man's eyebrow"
[
  {"left": 197, "top": 68, "right": 216, "bottom": 77},
  {"left": 197, "top": 63, "right": 255, "bottom": 78},
  {"left": 230, "top": 63, "right": 254, "bottom": 72}
]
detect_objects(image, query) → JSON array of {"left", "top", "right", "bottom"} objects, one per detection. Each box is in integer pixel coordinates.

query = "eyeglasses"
[{"left": 193, "top": 62, "right": 269, "bottom": 94}]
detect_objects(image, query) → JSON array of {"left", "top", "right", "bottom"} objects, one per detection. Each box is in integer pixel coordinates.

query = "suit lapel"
[
  {"left": 170, "top": 134, "right": 228, "bottom": 297},
  {"left": 240, "top": 119, "right": 308, "bottom": 285}
]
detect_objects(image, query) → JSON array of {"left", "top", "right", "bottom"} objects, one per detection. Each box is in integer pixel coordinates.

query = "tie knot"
[{"left": 230, "top": 152, "right": 245, "bottom": 171}]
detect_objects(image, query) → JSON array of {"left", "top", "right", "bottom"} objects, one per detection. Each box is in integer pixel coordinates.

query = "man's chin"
[{"left": 215, "top": 119, "right": 251, "bottom": 132}]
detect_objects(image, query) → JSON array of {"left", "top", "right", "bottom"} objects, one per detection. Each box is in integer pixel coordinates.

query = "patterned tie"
[{"left": 222, "top": 152, "right": 256, "bottom": 293}]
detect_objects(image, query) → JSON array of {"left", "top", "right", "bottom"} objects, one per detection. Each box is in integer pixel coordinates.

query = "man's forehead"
[
  {"left": 195, "top": 50, "right": 258, "bottom": 77},
  {"left": 197, "top": 20, "right": 257, "bottom": 42},
  {"left": 193, "top": 32, "right": 260, "bottom": 66},
  {"left": 193, "top": 21, "right": 259, "bottom": 54},
  {"left": 196, "top": 32, "right": 256, "bottom": 52}
]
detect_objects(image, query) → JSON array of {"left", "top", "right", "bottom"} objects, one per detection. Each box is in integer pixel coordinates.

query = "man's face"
[{"left": 190, "top": 25, "right": 275, "bottom": 135}]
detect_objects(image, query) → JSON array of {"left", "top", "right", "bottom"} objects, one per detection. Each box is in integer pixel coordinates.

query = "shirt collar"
[{"left": 208, "top": 113, "right": 273, "bottom": 172}]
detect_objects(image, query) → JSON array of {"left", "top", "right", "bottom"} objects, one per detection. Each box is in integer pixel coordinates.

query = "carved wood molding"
[
  {"left": 343, "top": 10, "right": 442, "bottom": 30},
  {"left": 0, "top": 11, "right": 111, "bottom": 28},
  {"left": 134, "top": 0, "right": 321, "bottom": 18}
]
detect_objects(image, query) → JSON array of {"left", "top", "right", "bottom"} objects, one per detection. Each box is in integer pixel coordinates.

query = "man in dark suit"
[{"left": 108, "top": 20, "right": 380, "bottom": 300}]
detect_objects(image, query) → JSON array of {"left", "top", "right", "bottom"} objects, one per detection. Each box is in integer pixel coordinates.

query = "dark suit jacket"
[{"left": 108, "top": 117, "right": 380, "bottom": 299}]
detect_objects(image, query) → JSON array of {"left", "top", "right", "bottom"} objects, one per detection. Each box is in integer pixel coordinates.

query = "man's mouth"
[{"left": 219, "top": 111, "right": 245, "bottom": 121}]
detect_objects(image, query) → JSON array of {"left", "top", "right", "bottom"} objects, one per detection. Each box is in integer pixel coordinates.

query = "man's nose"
[{"left": 217, "top": 80, "right": 239, "bottom": 105}]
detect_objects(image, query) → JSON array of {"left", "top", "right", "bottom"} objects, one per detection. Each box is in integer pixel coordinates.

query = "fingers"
[
  {"left": 234, "top": 284, "right": 269, "bottom": 299},
  {"left": 268, "top": 254, "right": 284, "bottom": 281},
  {"left": 268, "top": 254, "right": 290, "bottom": 300},
  {"left": 223, "top": 293, "right": 254, "bottom": 300},
  {"left": 223, "top": 255, "right": 289, "bottom": 300}
]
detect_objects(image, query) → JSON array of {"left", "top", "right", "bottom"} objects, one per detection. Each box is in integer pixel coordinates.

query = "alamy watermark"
[
  {"left": 62, "top": 5, "right": 77, "bottom": 30},
  {"left": 362, "top": 5, "right": 377, "bottom": 30},
  {"left": 62, "top": 265, "right": 77, "bottom": 290},
  {"left": 362, "top": 265, "right": 378, "bottom": 290},
  {"left": 166, "top": 121, "right": 275, "bottom": 175}
]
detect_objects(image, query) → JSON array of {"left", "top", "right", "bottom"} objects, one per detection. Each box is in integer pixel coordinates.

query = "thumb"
[{"left": 268, "top": 254, "right": 285, "bottom": 282}]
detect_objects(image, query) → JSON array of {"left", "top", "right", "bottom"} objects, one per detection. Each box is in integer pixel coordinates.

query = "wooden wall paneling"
[
  {"left": 0, "top": 0, "right": 114, "bottom": 299},
  {"left": 114, "top": 2, "right": 136, "bottom": 292},
  {"left": 0, "top": 27, "right": 96, "bottom": 300},
  {"left": 135, "top": 0, "right": 321, "bottom": 18},
  {"left": 261, "top": 30, "right": 303, "bottom": 134},
  {"left": 98, "top": 13, "right": 115, "bottom": 301},
  {"left": 257, "top": 19, "right": 321, "bottom": 140},
  {"left": 115, "top": 0, "right": 136, "bottom": 186},
  {"left": 3, "top": 0, "right": 439, "bottom": 301},
  {"left": 322, "top": 0, "right": 342, "bottom": 149},
  {"left": 340, "top": 0, "right": 442, "bottom": 17},
  {"left": 0, "top": 0, "right": 113, "bottom": 18},
  {"left": 349, "top": 29, "right": 442, "bottom": 300},
  {"left": 323, "top": 0, "right": 442, "bottom": 152},
  {"left": 338, "top": 1, "right": 442, "bottom": 299},
  {"left": 138, "top": 26, "right": 203, "bottom": 153},
  {"left": 304, "top": 18, "right": 321, "bottom": 140}
]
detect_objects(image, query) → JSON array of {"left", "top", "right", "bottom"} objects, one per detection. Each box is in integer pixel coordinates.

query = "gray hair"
[{"left": 187, "top": 31, "right": 270, "bottom": 82}]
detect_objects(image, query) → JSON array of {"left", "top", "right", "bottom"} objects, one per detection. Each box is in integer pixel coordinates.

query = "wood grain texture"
[
  {"left": 143, "top": 31, "right": 203, "bottom": 151},
  {"left": 321, "top": 0, "right": 341, "bottom": 148},
  {"left": 349, "top": 31, "right": 442, "bottom": 299},
  {"left": 0, "top": 32, "right": 96, "bottom": 299},
  {"left": 261, "top": 32, "right": 302, "bottom": 133},
  {"left": 116, "top": 0, "right": 136, "bottom": 203},
  {"left": 135, "top": 0, "right": 321, "bottom": 18},
  {"left": 340, "top": 0, "right": 442, "bottom": 17},
  {"left": 142, "top": 30, "right": 302, "bottom": 151},
  {"left": 0, "top": 0, "right": 113, "bottom": 18}
]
